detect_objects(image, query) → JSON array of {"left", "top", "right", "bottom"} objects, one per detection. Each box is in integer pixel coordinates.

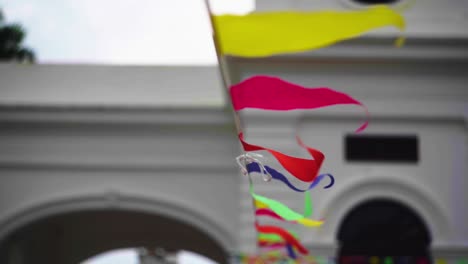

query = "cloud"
[
  {"left": 2, "top": 1, "right": 35, "bottom": 22},
  {"left": 1, "top": 0, "right": 254, "bottom": 65}
]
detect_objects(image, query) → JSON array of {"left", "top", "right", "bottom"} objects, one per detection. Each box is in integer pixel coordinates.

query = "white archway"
[{"left": 0, "top": 193, "right": 235, "bottom": 263}]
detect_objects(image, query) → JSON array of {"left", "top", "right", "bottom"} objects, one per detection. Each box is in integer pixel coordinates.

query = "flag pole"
[
  {"left": 203, "top": 0, "right": 261, "bottom": 258},
  {"left": 203, "top": 0, "right": 242, "bottom": 132}
]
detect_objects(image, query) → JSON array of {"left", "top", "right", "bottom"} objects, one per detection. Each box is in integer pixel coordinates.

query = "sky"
[{"left": 1, "top": 0, "right": 254, "bottom": 65}]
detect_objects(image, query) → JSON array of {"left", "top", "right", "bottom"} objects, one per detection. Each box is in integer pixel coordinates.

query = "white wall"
[
  {"left": 0, "top": 65, "right": 226, "bottom": 107},
  {"left": 0, "top": 65, "right": 241, "bottom": 259},
  {"left": 256, "top": 0, "right": 468, "bottom": 38}
]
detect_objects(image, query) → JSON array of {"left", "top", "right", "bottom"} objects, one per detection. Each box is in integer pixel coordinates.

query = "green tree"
[{"left": 0, "top": 9, "right": 35, "bottom": 63}]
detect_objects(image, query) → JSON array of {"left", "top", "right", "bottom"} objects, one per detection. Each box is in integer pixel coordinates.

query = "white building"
[{"left": 0, "top": 0, "right": 467, "bottom": 263}]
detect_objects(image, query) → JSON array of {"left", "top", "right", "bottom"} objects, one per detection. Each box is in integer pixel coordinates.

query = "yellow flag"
[{"left": 214, "top": 5, "right": 405, "bottom": 57}]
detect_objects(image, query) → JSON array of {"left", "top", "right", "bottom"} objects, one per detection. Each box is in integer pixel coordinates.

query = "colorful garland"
[
  {"left": 231, "top": 254, "right": 460, "bottom": 264},
  {"left": 207, "top": 1, "right": 406, "bottom": 260},
  {"left": 233, "top": 76, "right": 368, "bottom": 257}
]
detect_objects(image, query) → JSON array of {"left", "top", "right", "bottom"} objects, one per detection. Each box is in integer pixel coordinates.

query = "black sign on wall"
[{"left": 345, "top": 134, "right": 419, "bottom": 163}]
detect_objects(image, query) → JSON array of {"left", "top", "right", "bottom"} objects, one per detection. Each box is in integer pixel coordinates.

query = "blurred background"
[{"left": 0, "top": 0, "right": 467, "bottom": 263}]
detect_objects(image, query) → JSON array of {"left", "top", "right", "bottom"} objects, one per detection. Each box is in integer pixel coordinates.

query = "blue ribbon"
[
  {"left": 246, "top": 162, "right": 334, "bottom": 192},
  {"left": 286, "top": 243, "right": 297, "bottom": 259}
]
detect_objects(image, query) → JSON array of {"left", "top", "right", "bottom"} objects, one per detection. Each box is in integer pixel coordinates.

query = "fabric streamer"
[
  {"left": 250, "top": 175, "right": 323, "bottom": 227},
  {"left": 258, "top": 230, "right": 302, "bottom": 254},
  {"left": 255, "top": 222, "right": 309, "bottom": 255},
  {"left": 230, "top": 75, "right": 368, "bottom": 123},
  {"left": 246, "top": 162, "right": 334, "bottom": 192},
  {"left": 214, "top": 5, "right": 405, "bottom": 57},
  {"left": 256, "top": 208, "right": 288, "bottom": 222},
  {"left": 234, "top": 75, "right": 368, "bottom": 183},
  {"left": 258, "top": 190, "right": 313, "bottom": 218},
  {"left": 286, "top": 243, "right": 297, "bottom": 259},
  {"left": 240, "top": 133, "right": 325, "bottom": 183},
  {"left": 256, "top": 207, "right": 320, "bottom": 227},
  {"left": 254, "top": 197, "right": 323, "bottom": 227},
  {"left": 259, "top": 232, "right": 299, "bottom": 243},
  {"left": 258, "top": 242, "right": 286, "bottom": 249},
  {"left": 303, "top": 188, "right": 313, "bottom": 217},
  {"left": 250, "top": 176, "right": 313, "bottom": 254},
  {"left": 233, "top": 252, "right": 297, "bottom": 264}
]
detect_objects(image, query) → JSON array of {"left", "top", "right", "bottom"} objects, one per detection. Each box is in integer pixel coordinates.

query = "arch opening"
[
  {"left": 0, "top": 209, "right": 227, "bottom": 264},
  {"left": 337, "top": 198, "right": 432, "bottom": 262},
  {"left": 81, "top": 247, "right": 219, "bottom": 264}
]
